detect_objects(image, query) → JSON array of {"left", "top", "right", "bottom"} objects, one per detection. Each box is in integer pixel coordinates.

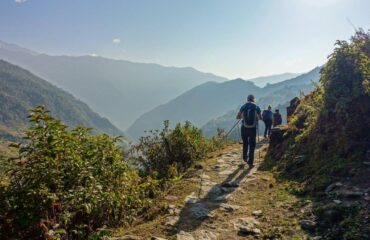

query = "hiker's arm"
[
  {"left": 236, "top": 111, "right": 242, "bottom": 119},
  {"left": 257, "top": 113, "right": 262, "bottom": 120}
]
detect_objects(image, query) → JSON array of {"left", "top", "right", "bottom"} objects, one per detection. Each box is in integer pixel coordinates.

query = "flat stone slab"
[
  {"left": 214, "top": 194, "right": 232, "bottom": 202},
  {"left": 165, "top": 216, "right": 179, "bottom": 226},
  {"left": 176, "top": 231, "right": 195, "bottom": 240},
  {"left": 189, "top": 203, "right": 214, "bottom": 219},
  {"left": 219, "top": 170, "right": 234, "bottom": 175},
  {"left": 193, "top": 230, "right": 218, "bottom": 240},
  {"left": 233, "top": 217, "right": 261, "bottom": 235},
  {"left": 220, "top": 203, "right": 240, "bottom": 213},
  {"left": 184, "top": 192, "right": 199, "bottom": 204}
]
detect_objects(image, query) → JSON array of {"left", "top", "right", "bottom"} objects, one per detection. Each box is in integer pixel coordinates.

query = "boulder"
[{"left": 300, "top": 219, "right": 316, "bottom": 230}]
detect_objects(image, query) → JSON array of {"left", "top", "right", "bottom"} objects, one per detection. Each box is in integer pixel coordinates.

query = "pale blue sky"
[{"left": 0, "top": 0, "right": 369, "bottom": 79}]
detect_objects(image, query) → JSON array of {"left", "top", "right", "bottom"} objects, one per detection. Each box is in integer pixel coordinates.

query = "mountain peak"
[{"left": 0, "top": 39, "right": 39, "bottom": 56}]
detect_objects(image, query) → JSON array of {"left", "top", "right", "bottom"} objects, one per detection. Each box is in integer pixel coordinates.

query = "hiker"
[
  {"left": 273, "top": 109, "right": 282, "bottom": 127},
  {"left": 262, "top": 105, "right": 273, "bottom": 138},
  {"left": 236, "top": 94, "right": 262, "bottom": 168}
]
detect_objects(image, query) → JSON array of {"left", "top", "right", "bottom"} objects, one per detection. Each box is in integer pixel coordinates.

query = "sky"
[{"left": 0, "top": 0, "right": 369, "bottom": 79}]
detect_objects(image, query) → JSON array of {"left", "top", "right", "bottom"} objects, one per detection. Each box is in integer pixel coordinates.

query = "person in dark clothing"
[
  {"left": 236, "top": 94, "right": 262, "bottom": 168},
  {"left": 262, "top": 105, "right": 273, "bottom": 138},
  {"left": 273, "top": 109, "right": 282, "bottom": 127}
]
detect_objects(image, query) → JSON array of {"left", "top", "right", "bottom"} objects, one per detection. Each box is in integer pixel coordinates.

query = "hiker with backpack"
[
  {"left": 236, "top": 94, "right": 262, "bottom": 168},
  {"left": 262, "top": 105, "right": 273, "bottom": 138},
  {"left": 273, "top": 109, "right": 282, "bottom": 127}
]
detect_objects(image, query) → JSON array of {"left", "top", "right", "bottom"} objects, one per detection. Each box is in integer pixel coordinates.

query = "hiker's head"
[
  {"left": 268, "top": 105, "right": 271, "bottom": 110},
  {"left": 247, "top": 94, "right": 255, "bottom": 102},
  {"left": 275, "top": 109, "right": 279, "bottom": 113}
]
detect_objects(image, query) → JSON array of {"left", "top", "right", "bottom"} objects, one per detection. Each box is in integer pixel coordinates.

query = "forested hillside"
[
  {"left": 0, "top": 40, "right": 227, "bottom": 129},
  {"left": 0, "top": 60, "right": 128, "bottom": 143},
  {"left": 201, "top": 81, "right": 316, "bottom": 138},
  {"left": 128, "top": 66, "right": 320, "bottom": 140},
  {"left": 127, "top": 79, "right": 261, "bottom": 139}
]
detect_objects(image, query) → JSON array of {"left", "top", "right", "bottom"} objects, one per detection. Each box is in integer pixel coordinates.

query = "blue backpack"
[{"left": 243, "top": 103, "right": 257, "bottom": 128}]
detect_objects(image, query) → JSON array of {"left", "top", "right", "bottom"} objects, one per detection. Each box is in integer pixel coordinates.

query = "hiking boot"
[
  {"left": 238, "top": 163, "right": 246, "bottom": 168},
  {"left": 248, "top": 163, "right": 255, "bottom": 168}
]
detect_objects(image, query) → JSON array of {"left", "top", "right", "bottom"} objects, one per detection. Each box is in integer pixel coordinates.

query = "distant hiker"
[
  {"left": 236, "top": 94, "right": 262, "bottom": 168},
  {"left": 273, "top": 109, "right": 282, "bottom": 127},
  {"left": 262, "top": 105, "right": 273, "bottom": 138}
]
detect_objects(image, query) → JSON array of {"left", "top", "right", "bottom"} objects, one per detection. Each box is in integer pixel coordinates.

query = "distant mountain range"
[
  {"left": 0, "top": 60, "right": 129, "bottom": 146},
  {"left": 248, "top": 72, "right": 301, "bottom": 87},
  {"left": 0, "top": 39, "right": 322, "bottom": 141},
  {"left": 201, "top": 67, "right": 322, "bottom": 138},
  {"left": 128, "top": 67, "right": 321, "bottom": 139},
  {"left": 0, "top": 40, "right": 228, "bottom": 129}
]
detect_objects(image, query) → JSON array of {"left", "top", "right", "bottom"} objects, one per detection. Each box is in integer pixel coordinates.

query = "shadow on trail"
[{"left": 168, "top": 142, "right": 266, "bottom": 235}]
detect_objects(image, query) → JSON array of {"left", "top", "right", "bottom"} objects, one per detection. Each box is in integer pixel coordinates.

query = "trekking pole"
[
  {"left": 257, "top": 121, "right": 261, "bottom": 159},
  {"left": 224, "top": 119, "right": 241, "bottom": 140}
]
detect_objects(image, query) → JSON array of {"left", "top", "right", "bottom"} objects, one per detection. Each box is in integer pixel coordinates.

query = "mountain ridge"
[{"left": 0, "top": 59, "right": 129, "bottom": 145}]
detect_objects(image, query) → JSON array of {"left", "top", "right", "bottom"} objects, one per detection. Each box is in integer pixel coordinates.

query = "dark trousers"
[
  {"left": 241, "top": 126, "right": 257, "bottom": 164},
  {"left": 263, "top": 119, "right": 272, "bottom": 137}
]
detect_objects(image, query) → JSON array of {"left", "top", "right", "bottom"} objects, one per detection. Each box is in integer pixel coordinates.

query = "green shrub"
[
  {"left": 0, "top": 106, "right": 157, "bottom": 239},
  {"left": 133, "top": 120, "right": 213, "bottom": 179}
]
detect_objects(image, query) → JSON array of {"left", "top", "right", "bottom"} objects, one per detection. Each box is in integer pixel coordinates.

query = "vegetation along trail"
[{"left": 113, "top": 140, "right": 314, "bottom": 239}]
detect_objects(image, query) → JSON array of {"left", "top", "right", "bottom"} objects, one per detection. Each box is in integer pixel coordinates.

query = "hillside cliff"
[{"left": 266, "top": 30, "right": 370, "bottom": 239}]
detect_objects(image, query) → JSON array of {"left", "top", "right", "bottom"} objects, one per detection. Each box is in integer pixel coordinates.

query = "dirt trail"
[{"left": 114, "top": 141, "right": 312, "bottom": 240}]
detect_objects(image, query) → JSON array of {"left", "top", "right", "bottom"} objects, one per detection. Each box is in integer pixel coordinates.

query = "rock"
[
  {"left": 221, "top": 181, "right": 239, "bottom": 188},
  {"left": 167, "top": 204, "right": 180, "bottom": 215},
  {"left": 184, "top": 193, "right": 198, "bottom": 204},
  {"left": 363, "top": 161, "right": 370, "bottom": 166},
  {"left": 164, "top": 195, "right": 178, "bottom": 201},
  {"left": 221, "top": 187, "right": 236, "bottom": 193},
  {"left": 217, "top": 159, "right": 225, "bottom": 164},
  {"left": 194, "top": 230, "right": 218, "bottom": 240},
  {"left": 270, "top": 126, "right": 288, "bottom": 145},
  {"left": 200, "top": 174, "right": 210, "bottom": 180},
  {"left": 219, "top": 170, "right": 234, "bottom": 175},
  {"left": 176, "top": 231, "right": 195, "bottom": 240},
  {"left": 165, "top": 216, "right": 179, "bottom": 226},
  {"left": 215, "top": 194, "right": 232, "bottom": 202},
  {"left": 189, "top": 203, "right": 214, "bottom": 219},
  {"left": 252, "top": 210, "right": 263, "bottom": 217},
  {"left": 313, "top": 237, "right": 322, "bottom": 240},
  {"left": 151, "top": 237, "right": 167, "bottom": 240},
  {"left": 261, "top": 177, "right": 270, "bottom": 181},
  {"left": 200, "top": 184, "right": 222, "bottom": 197},
  {"left": 300, "top": 219, "right": 316, "bottom": 230},
  {"left": 333, "top": 199, "right": 342, "bottom": 204},
  {"left": 340, "top": 190, "right": 363, "bottom": 199},
  {"left": 325, "top": 182, "right": 343, "bottom": 194},
  {"left": 220, "top": 203, "right": 240, "bottom": 213},
  {"left": 233, "top": 217, "right": 260, "bottom": 235}
]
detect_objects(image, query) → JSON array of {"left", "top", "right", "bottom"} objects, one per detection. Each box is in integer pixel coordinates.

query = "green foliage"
[
  {"left": 0, "top": 106, "right": 156, "bottom": 239},
  {"left": 267, "top": 30, "right": 370, "bottom": 239},
  {"left": 273, "top": 30, "right": 370, "bottom": 190},
  {"left": 314, "top": 202, "right": 367, "bottom": 240},
  {"left": 133, "top": 120, "right": 222, "bottom": 179}
]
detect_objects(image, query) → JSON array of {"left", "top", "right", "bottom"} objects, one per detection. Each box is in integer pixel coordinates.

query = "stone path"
[
  {"left": 114, "top": 141, "right": 311, "bottom": 239},
  {"left": 167, "top": 144, "right": 264, "bottom": 240}
]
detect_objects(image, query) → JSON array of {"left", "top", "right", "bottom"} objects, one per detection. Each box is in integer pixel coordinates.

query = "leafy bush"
[
  {"left": 0, "top": 106, "right": 157, "bottom": 239},
  {"left": 133, "top": 120, "right": 219, "bottom": 179}
]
